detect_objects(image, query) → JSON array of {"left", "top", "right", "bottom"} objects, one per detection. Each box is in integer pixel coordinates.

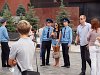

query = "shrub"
[
  {"left": 20, "top": 4, "right": 39, "bottom": 30},
  {"left": 16, "top": 4, "right": 26, "bottom": 16},
  {"left": 1, "top": 3, "right": 16, "bottom": 32}
]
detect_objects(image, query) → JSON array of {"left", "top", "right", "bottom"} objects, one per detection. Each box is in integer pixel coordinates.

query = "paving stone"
[{"left": 0, "top": 44, "right": 90, "bottom": 75}]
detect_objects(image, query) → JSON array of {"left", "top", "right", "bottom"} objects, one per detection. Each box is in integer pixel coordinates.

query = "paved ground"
[{"left": 0, "top": 41, "right": 90, "bottom": 75}]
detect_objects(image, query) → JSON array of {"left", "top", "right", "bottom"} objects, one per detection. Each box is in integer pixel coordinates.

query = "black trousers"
[
  {"left": 1, "top": 42, "right": 10, "bottom": 67},
  {"left": 62, "top": 43, "right": 70, "bottom": 66},
  {"left": 80, "top": 45, "right": 91, "bottom": 72},
  {"left": 41, "top": 41, "right": 51, "bottom": 65}
]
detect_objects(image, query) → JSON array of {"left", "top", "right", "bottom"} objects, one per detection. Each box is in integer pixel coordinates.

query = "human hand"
[
  {"left": 68, "top": 44, "right": 71, "bottom": 47},
  {"left": 96, "top": 37, "right": 100, "bottom": 40},
  {"left": 74, "top": 41, "right": 78, "bottom": 46},
  {"left": 12, "top": 60, "right": 17, "bottom": 66}
]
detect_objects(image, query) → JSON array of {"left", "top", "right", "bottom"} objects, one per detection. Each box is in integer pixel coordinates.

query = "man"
[
  {"left": 0, "top": 18, "right": 10, "bottom": 67},
  {"left": 75, "top": 15, "right": 91, "bottom": 75},
  {"left": 40, "top": 18, "right": 53, "bottom": 66},
  {"left": 59, "top": 17, "right": 72, "bottom": 68}
]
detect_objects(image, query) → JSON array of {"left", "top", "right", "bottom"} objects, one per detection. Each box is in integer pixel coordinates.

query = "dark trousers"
[
  {"left": 80, "top": 45, "right": 91, "bottom": 73},
  {"left": 1, "top": 42, "right": 10, "bottom": 67},
  {"left": 62, "top": 43, "right": 70, "bottom": 66},
  {"left": 41, "top": 41, "right": 51, "bottom": 65}
]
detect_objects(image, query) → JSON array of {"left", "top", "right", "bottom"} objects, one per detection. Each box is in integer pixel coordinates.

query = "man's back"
[{"left": 9, "top": 38, "right": 35, "bottom": 72}]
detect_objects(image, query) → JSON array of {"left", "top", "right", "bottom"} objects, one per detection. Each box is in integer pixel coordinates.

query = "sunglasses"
[
  {"left": 79, "top": 18, "right": 84, "bottom": 20},
  {"left": 55, "top": 24, "right": 58, "bottom": 26}
]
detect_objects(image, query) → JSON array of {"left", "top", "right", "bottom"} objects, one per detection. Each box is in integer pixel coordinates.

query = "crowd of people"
[{"left": 0, "top": 15, "right": 100, "bottom": 75}]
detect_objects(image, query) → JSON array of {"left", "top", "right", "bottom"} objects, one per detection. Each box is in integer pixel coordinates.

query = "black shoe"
[
  {"left": 61, "top": 65, "right": 70, "bottom": 68},
  {"left": 2, "top": 64, "right": 7, "bottom": 67},
  {"left": 7, "top": 65, "right": 11, "bottom": 67},
  {"left": 40, "top": 64, "right": 45, "bottom": 66},
  {"left": 61, "top": 65, "right": 66, "bottom": 67},
  {"left": 79, "top": 72, "right": 85, "bottom": 75},
  {"left": 66, "top": 66, "right": 70, "bottom": 68},
  {"left": 46, "top": 64, "right": 50, "bottom": 66}
]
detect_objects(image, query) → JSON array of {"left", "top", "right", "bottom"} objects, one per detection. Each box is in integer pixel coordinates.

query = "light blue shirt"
[
  {"left": 0, "top": 26, "right": 9, "bottom": 42},
  {"left": 77, "top": 22, "right": 91, "bottom": 46},
  {"left": 41, "top": 26, "right": 53, "bottom": 41},
  {"left": 60, "top": 26, "right": 72, "bottom": 45}
]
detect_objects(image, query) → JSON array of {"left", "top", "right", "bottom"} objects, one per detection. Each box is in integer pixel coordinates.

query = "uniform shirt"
[
  {"left": 60, "top": 26, "right": 72, "bottom": 45},
  {"left": 9, "top": 37, "right": 35, "bottom": 75},
  {"left": 41, "top": 26, "right": 53, "bottom": 41},
  {"left": 0, "top": 26, "right": 9, "bottom": 42},
  {"left": 77, "top": 22, "right": 91, "bottom": 46}
]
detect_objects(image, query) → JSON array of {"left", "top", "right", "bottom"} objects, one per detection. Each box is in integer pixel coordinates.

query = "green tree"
[
  {"left": 20, "top": 5, "right": 39, "bottom": 30},
  {"left": 2, "top": 7, "right": 16, "bottom": 32},
  {"left": 16, "top": 4, "right": 26, "bottom": 16},
  {"left": 56, "top": 1, "right": 70, "bottom": 28},
  {"left": 0, "top": 3, "right": 10, "bottom": 16}
]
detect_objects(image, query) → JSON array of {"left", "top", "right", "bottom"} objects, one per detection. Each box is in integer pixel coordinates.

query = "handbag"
[
  {"left": 17, "top": 46, "right": 40, "bottom": 75},
  {"left": 52, "top": 52, "right": 60, "bottom": 58},
  {"left": 94, "top": 39, "right": 100, "bottom": 49}
]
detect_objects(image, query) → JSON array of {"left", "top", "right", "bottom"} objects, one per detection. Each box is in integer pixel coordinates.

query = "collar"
[
  {"left": 1, "top": 25, "right": 5, "bottom": 27},
  {"left": 64, "top": 26, "right": 69, "bottom": 28},
  {"left": 80, "top": 22, "right": 87, "bottom": 26}
]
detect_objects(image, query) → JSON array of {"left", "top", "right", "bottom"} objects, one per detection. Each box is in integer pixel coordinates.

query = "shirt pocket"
[{"left": 65, "top": 30, "right": 70, "bottom": 39}]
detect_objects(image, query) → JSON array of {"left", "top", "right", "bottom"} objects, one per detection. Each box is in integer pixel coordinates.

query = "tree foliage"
[
  {"left": 20, "top": 5, "right": 39, "bottom": 30},
  {"left": 1, "top": 3, "right": 16, "bottom": 32},
  {"left": 0, "top": 3, "right": 10, "bottom": 16},
  {"left": 16, "top": 4, "right": 26, "bottom": 16},
  {"left": 56, "top": 1, "right": 70, "bottom": 28}
]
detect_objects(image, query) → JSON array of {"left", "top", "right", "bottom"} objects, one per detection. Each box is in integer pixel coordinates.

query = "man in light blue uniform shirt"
[
  {"left": 40, "top": 18, "right": 53, "bottom": 66},
  {"left": 0, "top": 18, "right": 10, "bottom": 67},
  {"left": 59, "top": 17, "right": 72, "bottom": 68}
]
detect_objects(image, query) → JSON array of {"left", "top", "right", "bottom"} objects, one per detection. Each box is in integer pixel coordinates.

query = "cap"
[
  {"left": 0, "top": 18, "right": 7, "bottom": 24},
  {"left": 61, "top": 18, "right": 70, "bottom": 23},
  {"left": 46, "top": 18, "right": 53, "bottom": 23}
]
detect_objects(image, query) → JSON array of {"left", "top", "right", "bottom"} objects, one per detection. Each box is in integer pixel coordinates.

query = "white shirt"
[{"left": 77, "top": 22, "right": 91, "bottom": 46}]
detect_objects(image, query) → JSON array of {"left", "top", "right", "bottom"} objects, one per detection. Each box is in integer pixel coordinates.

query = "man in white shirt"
[{"left": 75, "top": 15, "right": 91, "bottom": 75}]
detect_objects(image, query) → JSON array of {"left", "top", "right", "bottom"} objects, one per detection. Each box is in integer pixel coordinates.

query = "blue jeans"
[{"left": 52, "top": 39, "right": 60, "bottom": 46}]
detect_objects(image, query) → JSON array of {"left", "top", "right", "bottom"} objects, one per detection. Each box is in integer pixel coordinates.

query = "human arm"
[
  {"left": 8, "top": 45, "right": 17, "bottom": 67},
  {"left": 75, "top": 27, "right": 80, "bottom": 45},
  {"left": 58, "top": 30, "right": 62, "bottom": 44},
  {"left": 68, "top": 28, "right": 72, "bottom": 47},
  {"left": 8, "top": 59, "right": 17, "bottom": 67},
  {"left": 87, "top": 30, "right": 92, "bottom": 42},
  {"left": 3, "top": 28, "right": 9, "bottom": 40}
]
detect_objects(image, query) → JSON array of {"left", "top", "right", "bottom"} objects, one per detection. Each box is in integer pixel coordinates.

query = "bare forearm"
[
  {"left": 75, "top": 35, "right": 79, "bottom": 43},
  {"left": 8, "top": 59, "right": 17, "bottom": 67}
]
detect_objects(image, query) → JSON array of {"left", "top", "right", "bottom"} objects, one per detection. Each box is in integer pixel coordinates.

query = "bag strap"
[
  {"left": 17, "top": 64, "right": 22, "bottom": 72},
  {"left": 17, "top": 42, "right": 39, "bottom": 72},
  {"left": 35, "top": 42, "right": 39, "bottom": 72}
]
